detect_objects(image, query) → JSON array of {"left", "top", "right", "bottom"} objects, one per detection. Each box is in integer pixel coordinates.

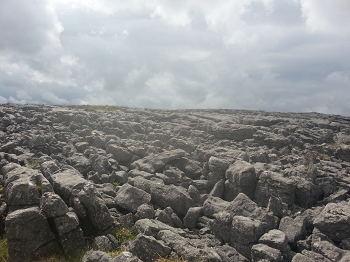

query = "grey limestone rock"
[
  {"left": 115, "top": 183, "right": 151, "bottom": 212},
  {"left": 53, "top": 211, "right": 85, "bottom": 253},
  {"left": 3, "top": 104, "right": 350, "bottom": 261},
  {"left": 155, "top": 209, "right": 174, "bottom": 226},
  {"left": 51, "top": 168, "right": 86, "bottom": 201},
  {"left": 134, "top": 218, "right": 184, "bottom": 237},
  {"left": 209, "top": 179, "right": 225, "bottom": 198},
  {"left": 134, "top": 203, "right": 155, "bottom": 220},
  {"left": 183, "top": 206, "right": 203, "bottom": 229},
  {"left": 5, "top": 207, "right": 58, "bottom": 261},
  {"left": 112, "top": 251, "right": 142, "bottom": 262},
  {"left": 225, "top": 160, "right": 257, "bottom": 200},
  {"left": 82, "top": 250, "right": 113, "bottom": 262},
  {"left": 150, "top": 183, "right": 194, "bottom": 216},
  {"left": 251, "top": 244, "right": 283, "bottom": 262},
  {"left": 66, "top": 153, "right": 91, "bottom": 175},
  {"left": 313, "top": 202, "right": 350, "bottom": 242},
  {"left": 279, "top": 216, "right": 307, "bottom": 245},
  {"left": 3, "top": 163, "right": 53, "bottom": 209},
  {"left": 40, "top": 160, "right": 60, "bottom": 182},
  {"left": 71, "top": 183, "right": 114, "bottom": 234},
  {"left": 174, "top": 157, "right": 203, "bottom": 180},
  {"left": 158, "top": 229, "right": 223, "bottom": 261},
  {"left": 126, "top": 234, "right": 171, "bottom": 262},
  {"left": 92, "top": 234, "right": 119, "bottom": 252},
  {"left": 130, "top": 149, "right": 187, "bottom": 173},
  {"left": 254, "top": 171, "right": 295, "bottom": 207},
  {"left": 40, "top": 192, "right": 69, "bottom": 218},
  {"left": 258, "top": 229, "right": 291, "bottom": 261},
  {"left": 291, "top": 253, "right": 316, "bottom": 262},
  {"left": 207, "top": 156, "right": 230, "bottom": 188},
  {"left": 106, "top": 144, "right": 133, "bottom": 163},
  {"left": 203, "top": 196, "right": 230, "bottom": 218}
]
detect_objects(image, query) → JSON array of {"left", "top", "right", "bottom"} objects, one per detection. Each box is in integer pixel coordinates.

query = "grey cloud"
[
  {"left": 0, "top": 0, "right": 62, "bottom": 53},
  {"left": 0, "top": 0, "right": 349, "bottom": 116}
]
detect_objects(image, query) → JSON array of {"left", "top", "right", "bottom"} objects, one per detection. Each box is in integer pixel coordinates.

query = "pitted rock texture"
[{"left": 1, "top": 104, "right": 350, "bottom": 261}]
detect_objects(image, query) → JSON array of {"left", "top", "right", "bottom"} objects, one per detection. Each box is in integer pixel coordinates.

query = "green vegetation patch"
[
  {"left": 28, "top": 162, "right": 40, "bottom": 167},
  {"left": 111, "top": 227, "right": 137, "bottom": 244},
  {"left": 36, "top": 247, "right": 90, "bottom": 262},
  {"left": 0, "top": 238, "right": 8, "bottom": 262},
  {"left": 319, "top": 153, "right": 328, "bottom": 160}
]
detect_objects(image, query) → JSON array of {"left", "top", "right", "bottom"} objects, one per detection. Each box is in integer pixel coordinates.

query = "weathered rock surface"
[{"left": 1, "top": 104, "right": 350, "bottom": 261}]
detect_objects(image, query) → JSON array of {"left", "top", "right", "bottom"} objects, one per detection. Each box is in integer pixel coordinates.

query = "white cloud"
[
  {"left": 16, "top": 90, "right": 32, "bottom": 101},
  {"left": 83, "top": 79, "right": 105, "bottom": 92},
  {"left": 301, "top": 0, "right": 350, "bottom": 36},
  {"left": 0, "top": 0, "right": 349, "bottom": 115},
  {"left": 324, "top": 71, "right": 350, "bottom": 85},
  {"left": 8, "top": 96, "right": 26, "bottom": 104},
  {"left": 60, "top": 55, "right": 78, "bottom": 66},
  {"left": 41, "top": 91, "right": 69, "bottom": 104},
  {"left": 77, "top": 94, "right": 116, "bottom": 105},
  {"left": 0, "top": 95, "right": 8, "bottom": 104}
]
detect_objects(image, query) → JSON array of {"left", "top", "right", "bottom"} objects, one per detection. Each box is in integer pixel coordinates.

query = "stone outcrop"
[{"left": 1, "top": 104, "right": 350, "bottom": 261}]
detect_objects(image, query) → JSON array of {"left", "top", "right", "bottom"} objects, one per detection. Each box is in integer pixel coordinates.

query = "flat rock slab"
[{"left": 130, "top": 149, "right": 187, "bottom": 173}]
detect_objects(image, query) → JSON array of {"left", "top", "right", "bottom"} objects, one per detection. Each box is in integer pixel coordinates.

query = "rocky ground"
[{"left": 1, "top": 103, "right": 350, "bottom": 262}]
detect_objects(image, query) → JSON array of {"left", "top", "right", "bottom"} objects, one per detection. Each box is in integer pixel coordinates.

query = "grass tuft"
[
  {"left": 111, "top": 227, "right": 137, "bottom": 244},
  {"left": 28, "top": 162, "right": 40, "bottom": 167},
  {"left": 0, "top": 238, "right": 8, "bottom": 262},
  {"left": 319, "top": 153, "right": 328, "bottom": 160},
  {"left": 36, "top": 247, "right": 90, "bottom": 262}
]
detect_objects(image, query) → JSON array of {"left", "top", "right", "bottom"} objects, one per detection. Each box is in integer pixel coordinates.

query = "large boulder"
[
  {"left": 82, "top": 250, "right": 112, "bottom": 262},
  {"left": 40, "top": 160, "right": 60, "bottom": 182},
  {"left": 113, "top": 251, "right": 143, "bottom": 262},
  {"left": 149, "top": 183, "right": 194, "bottom": 216},
  {"left": 5, "top": 207, "right": 58, "bottom": 261},
  {"left": 335, "top": 145, "right": 350, "bottom": 162},
  {"left": 313, "top": 202, "right": 350, "bottom": 242},
  {"left": 40, "top": 192, "right": 69, "bottom": 218},
  {"left": 258, "top": 229, "right": 291, "bottom": 261},
  {"left": 279, "top": 216, "right": 307, "bottom": 245},
  {"left": 51, "top": 168, "right": 87, "bottom": 201},
  {"left": 115, "top": 184, "right": 151, "bottom": 213},
  {"left": 134, "top": 219, "right": 184, "bottom": 238},
  {"left": 174, "top": 157, "right": 203, "bottom": 180},
  {"left": 53, "top": 211, "right": 85, "bottom": 253},
  {"left": 106, "top": 144, "right": 133, "bottom": 164},
  {"left": 134, "top": 203, "right": 155, "bottom": 220},
  {"left": 210, "top": 124, "right": 255, "bottom": 141},
  {"left": 207, "top": 156, "right": 229, "bottom": 188},
  {"left": 3, "top": 163, "right": 53, "bottom": 210},
  {"left": 254, "top": 171, "right": 295, "bottom": 207},
  {"left": 66, "top": 153, "right": 91, "bottom": 176},
  {"left": 71, "top": 183, "right": 114, "bottom": 235},
  {"left": 251, "top": 244, "right": 283, "bottom": 262},
  {"left": 225, "top": 160, "right": 257, "bottom": 200},
  {"left": 126, "top": 234, "right": 171, "bottom": 262},
  {"left": 208, "top": 193, "right": 276, "bottom": 259},
  {"left": 92, "top": 234, "right": 119, "bottom": 252},
  {"left": 203, "top": 196, "right": 230, "bottom": 218}
]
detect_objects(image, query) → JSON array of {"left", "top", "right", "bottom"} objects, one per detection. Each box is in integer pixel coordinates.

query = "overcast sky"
[{"left": 0, "top": 0, "right": 349, "bottom": 115}]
